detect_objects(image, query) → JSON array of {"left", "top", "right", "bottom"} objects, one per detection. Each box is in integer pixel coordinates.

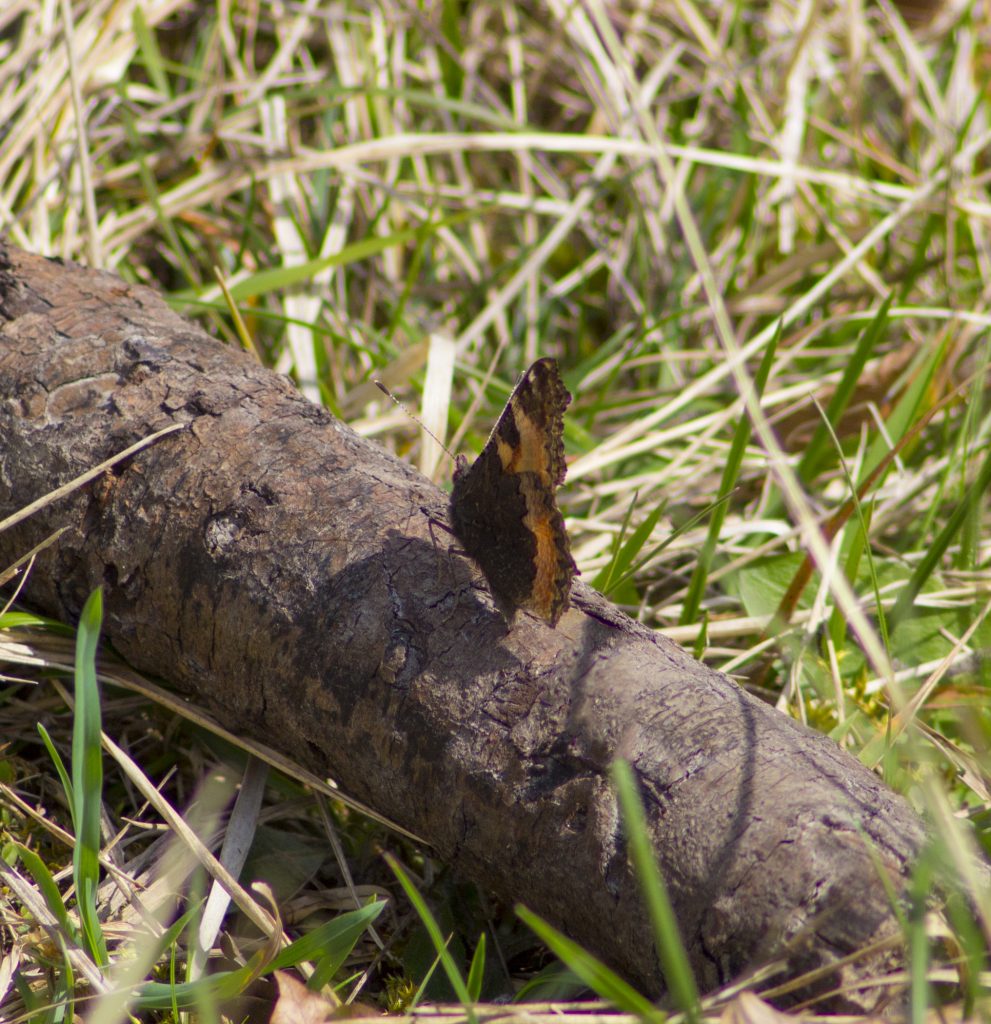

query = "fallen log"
[{"left": 0, "top": 240, "right": 925, "bottom": 1012}]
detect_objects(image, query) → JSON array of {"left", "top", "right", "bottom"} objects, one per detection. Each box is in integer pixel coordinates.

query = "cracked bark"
[{"left": 0, "top": 240, "right": 926, "bottom": 1012}]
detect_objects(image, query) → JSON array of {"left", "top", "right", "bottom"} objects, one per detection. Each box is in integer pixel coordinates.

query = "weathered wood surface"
[{"left": 0, "top": 241, "right": 925, "bottom": 1011}]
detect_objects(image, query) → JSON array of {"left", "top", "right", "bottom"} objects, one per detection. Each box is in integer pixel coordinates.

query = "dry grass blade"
[{"left": 0, "top": 424, "right": 185, "bottom": 535}]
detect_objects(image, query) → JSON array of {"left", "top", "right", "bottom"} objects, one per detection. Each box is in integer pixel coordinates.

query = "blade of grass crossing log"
[
  {"left": 72, "top": 588, "right": 109, "bottom": 967},
  {"left": 941, "top": 861, "right": 987, "bottom": 1017},
  {"left": 515, "top": 905, "right": 665, "bottom": 1023},
  {"left": 612, "top": 759, "right": 701, "bottom": 1024},
  {"left": 0, "top": 422, "right": 185, "bottom": 536},
  {"left": 385, "top": 852, "right": 477, "bottom": 1020},
  {"left": 908, "top": 851, "right": 934, "bottom": 1022},
  {"left": 681, "top": 325, "right": 778, "bottom": 625}
]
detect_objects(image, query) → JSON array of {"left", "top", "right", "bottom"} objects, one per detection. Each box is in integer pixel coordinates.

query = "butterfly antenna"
[{"left": 374, "top": 380, "right": 457, "bottom": 464}]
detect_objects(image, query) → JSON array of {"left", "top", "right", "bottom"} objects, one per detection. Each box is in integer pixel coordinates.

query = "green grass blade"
[
  {"left": 593, "top": 492, "right": 661, "bottom": 593},
  {"left": 516, "top": 905, "right": 664, "bottom": 1023},
  {"left": 385, "top": 853, "right": 476, "bottom": 1019},
  {"left": 827, "top": 495, "right": 870, "bottom": 654},
  {"left": 134, "top": 964, "right": 258, "bottom": 1011},
  {"left": 955, "top": 340, "right": 990, "bottom": 571},
  {"left": 590, "top": 489, "right": 637, "bottom": 593},
  {"left": 149, "top": 902, "right": 204, "bottom": 967},
  {"left": 132, "top": 905, "right": 279, "bottom": 1010},
  {"left": 271, "top": 899, "right": 384, "bottom": 970},
  {"left": 691, "top": 610, "right": 709, "bottom": 661},
  {"left": 908, "top": 854, "right": 932, "bottom": 1024},
  {"left": 71, "top": 588, "right": 108, "bottom": 967},
  {"left": 439, "top": 0, "right": 465, "bottom": 99},
  {"left": 611, "top": 759, "right": 701, "bottom": 1024},
  {"left": 131, "top": 6, "right": 170, "bottom": 99},
  {"left": 37, "top": 722, "right": 73, "bottom": 818},
  {"left": 0, "top": 609, "right": 70, "bottom": 630},
  {"left": 944, "top": 885, "right": 986, "bottom": 1018},
  {"left": 513, "top": 963, "right": 586, "bottom": 1002},
  {"left": 171, "top": 207, "right": 488, "bottom": 306},
  {"left": 118, "top": 102, "right": 198, "bottom": 291},
  {"left": 811, "top": 403, "right": 890, "bottom": 660},
  {"left": 12, "top": 842, "right": 80, "bottom": 943},
  {"left": 12, "top": 970, "right": 46, "bottom": 1019},
  {"left": 889, "top": 438, "right": 991, "bottom": 628},
  {"left": 860, "top": 335, "right": 947, "bottom": 484},
  {"left": 797, "top": 292, "right": 893, "bottom": 483},
  {"left": 279, "top": 900, "right": 386, "bottom": 988},
  {"left": 56, "top": 933, "right": 75, "bottom": 1023},
  {"left": 603, "top": 495, "right": 734, "bottom": 602},
  {"left": 408, "top": 943, "right": 450, "bottom": 1010},
  {"left": 681, "top": 326, "right": 778, "bottom": 624},
  {"left": 466, "top": 932, "right": 486, "bottom": 1002}
]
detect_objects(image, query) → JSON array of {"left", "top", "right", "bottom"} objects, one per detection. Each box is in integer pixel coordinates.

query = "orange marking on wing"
[
  {"left": 496, "top": 413, "right": 551, "bottom": 478},
  {"left": 523, "top": 511, "right": 560, "bottom": 617}
]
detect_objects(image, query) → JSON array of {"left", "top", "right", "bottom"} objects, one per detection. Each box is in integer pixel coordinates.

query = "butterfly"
[{"left": 449, "top": 358, "right": 578, "bottom": 626}]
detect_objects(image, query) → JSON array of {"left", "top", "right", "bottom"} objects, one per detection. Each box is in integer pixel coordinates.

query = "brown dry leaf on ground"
[{"left": 272, "top": 970, "right": 337, "bottom": 1024}]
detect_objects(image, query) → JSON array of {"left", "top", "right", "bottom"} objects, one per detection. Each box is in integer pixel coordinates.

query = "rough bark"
[{"left": 0, "top": 241, "right": 925, "bottom": 1012}]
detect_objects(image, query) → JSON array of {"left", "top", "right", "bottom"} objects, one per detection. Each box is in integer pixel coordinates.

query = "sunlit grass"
[{"left": 1, "top": 0, "right": 990, "bottom": 1019}]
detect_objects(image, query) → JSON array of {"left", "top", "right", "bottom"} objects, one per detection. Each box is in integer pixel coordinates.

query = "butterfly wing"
[{"left": 450, "top": 358, "right": 577, "bottom": 625}]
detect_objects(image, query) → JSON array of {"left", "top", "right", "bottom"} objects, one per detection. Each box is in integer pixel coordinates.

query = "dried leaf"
[{"left": 271, "top": 970, "right": 336, "bottom": 1024}]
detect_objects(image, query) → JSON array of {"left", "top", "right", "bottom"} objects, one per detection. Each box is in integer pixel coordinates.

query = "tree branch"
[{"left": 0, "top": 241, "right": 924, "bottom": 1012}]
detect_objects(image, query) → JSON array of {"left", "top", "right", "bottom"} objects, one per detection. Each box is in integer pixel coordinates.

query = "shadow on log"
[{"left": 0, "top": 241, "right": 925, "bottom": 1012}]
